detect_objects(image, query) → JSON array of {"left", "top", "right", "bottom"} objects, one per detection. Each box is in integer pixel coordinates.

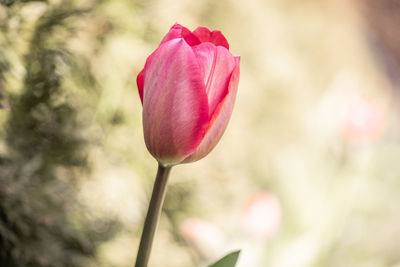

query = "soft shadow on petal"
[
  {"left": 183, "top": 57, "right": 240, "bottom": 163},
  {"left": 193, "top": 43, "right": 236, "bottom": 116},
  {"left": 142, "top": 39, "right": 209, "bottom": 166}
]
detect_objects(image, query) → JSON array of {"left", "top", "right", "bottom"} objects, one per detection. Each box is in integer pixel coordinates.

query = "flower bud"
[{"left": 137, "top": 24, "right": 240, "bottom": 166}]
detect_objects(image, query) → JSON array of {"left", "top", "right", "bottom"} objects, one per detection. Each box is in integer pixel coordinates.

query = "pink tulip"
[{"left": 137, "top": 24, "right": 240, "bottom": 166}]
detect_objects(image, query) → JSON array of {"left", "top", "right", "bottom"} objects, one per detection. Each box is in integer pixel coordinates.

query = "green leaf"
[{"left": 209, "top": 250, "right": 241, "bottom": 267}]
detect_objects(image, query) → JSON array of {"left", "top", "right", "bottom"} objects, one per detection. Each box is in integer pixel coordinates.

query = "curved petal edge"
[{"left": 183, "top": 57, "right": 240, "bottom": 163}]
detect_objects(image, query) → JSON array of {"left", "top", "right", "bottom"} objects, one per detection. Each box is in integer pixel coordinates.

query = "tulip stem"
[{"left": 135, "top": 164, "right": 172, "bottom": 267}]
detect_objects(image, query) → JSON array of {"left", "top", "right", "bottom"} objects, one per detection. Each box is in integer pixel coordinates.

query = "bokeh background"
[{"left": 1, "top": 0, "right": 400, "bottom": 266}]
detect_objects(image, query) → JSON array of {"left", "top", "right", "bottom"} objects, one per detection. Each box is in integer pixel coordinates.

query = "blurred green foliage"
[{"left": 0, "top": 1, "right": 118, "bottom": 266}]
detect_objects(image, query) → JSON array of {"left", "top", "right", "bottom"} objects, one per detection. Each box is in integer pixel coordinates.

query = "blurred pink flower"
[
  {"left": 180, "top": 218, "right": 225, "bottom": 259},
  {"left": 343, "top": 96, "right": 386, "bottom": 143},
  {"left": 241, "top": 192, "right": 282, "bottom": 240}
]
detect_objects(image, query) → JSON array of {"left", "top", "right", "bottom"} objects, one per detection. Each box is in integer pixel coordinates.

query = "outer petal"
[
  {"left": 142, "top": 38, "right": 209, "bottom": 166},
  {"left": 193, "top": 27, "right": 229, "bottom": 49},
  {"left": 137, "top": 69, "right": 144, "bottom": 104},
  {"left": 193, "top": 43, "right": 236, "bottom": 116},
  {"left": 183, "top": 57, "right": 240, "bottom": 163},
  {"left": 160, "top": 23, "right": 201, "bottom": 47}
]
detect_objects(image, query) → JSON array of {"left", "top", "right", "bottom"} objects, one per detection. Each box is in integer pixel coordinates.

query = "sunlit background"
[{"left": 1, "top": 0, "right": 400, "bottom": 266}]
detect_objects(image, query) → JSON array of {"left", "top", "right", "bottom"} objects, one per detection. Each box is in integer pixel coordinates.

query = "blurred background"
[{"left": 1, "top": 0, "right": 400, "bottom": 266}]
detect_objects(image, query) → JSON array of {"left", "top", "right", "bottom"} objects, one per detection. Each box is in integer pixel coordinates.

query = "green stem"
[{"left": 135, "top": 164, "right": 172, "bottom": 267}]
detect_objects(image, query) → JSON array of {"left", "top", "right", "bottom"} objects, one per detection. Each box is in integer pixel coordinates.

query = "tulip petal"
[
  {"left": 193, "top": 27, "right": 230, "bottom": 49},
  {"left": 137, "top": 69, "right": 144, "bottom": 104},
  {"left": 142, "top": 38, "right": 209, "bottom": 166},
  {"left": 183, "top": 57, "right": 240, "bottom": 163},
  {"left": 193, "top": 43, "right": 236, "bottom": 116},
  {"left": 160, "top": 23, "right": 201, "bottom": 47}
]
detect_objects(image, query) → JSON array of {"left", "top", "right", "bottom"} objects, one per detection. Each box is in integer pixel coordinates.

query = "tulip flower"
[
  {"left": 137, "top": 23, "right": 240, "bottom": 167},
  {"left": 134, "top": 24, "right": 240, "bottom": 267}
]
